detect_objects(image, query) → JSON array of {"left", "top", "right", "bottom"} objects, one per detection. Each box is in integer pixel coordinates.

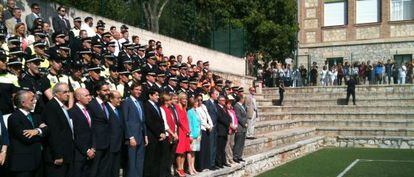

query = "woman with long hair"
[
  {"left": 195, "top": 94, "right": 213, "bottom": 171},
  {"left": 224, "top": 100, "right": 238, "bottom": 164},
  {"left": 175, "top": 92, "right": 191, "bottom": 176},
  {"left": 187, "top": 98, "right": 202, "bottom": 175},
  {"left": 14, "top": 23, "right": 28, "bottom": 52}
]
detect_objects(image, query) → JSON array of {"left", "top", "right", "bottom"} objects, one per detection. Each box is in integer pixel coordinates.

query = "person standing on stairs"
[
  {"left": 278, "top": 78, "right": 285, "bottom": 106},
  {"left": 346, "top": 76, "right": 357, "bottom": 105},
  {"left": 245, "top": 87, "right": 257, "bottom": 139}
]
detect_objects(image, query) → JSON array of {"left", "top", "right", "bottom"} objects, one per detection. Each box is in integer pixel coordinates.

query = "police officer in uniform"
[
  {"left": 68, "top": 60, "right": 86, "bottom": 92},
  {"left": 129, "top": 66, "right": 142, "bottom": 86},
  {"left": 163, "top": 76, "right": 178, "bottom": 95},
  {"left": 154, "top": 73, "right": 165, "bottom": 94},
  {"left": 19, "top": 55, "right": 53, "bottom": 114},
  {"left": 140, "top": 71, "right": 157, "bottom": 101},
  {"left": 84, "top": 64, "right": 106, "bottom": 96},
  {"left": 46, "top": 57, "right": 69, "bottom": 88},
  {"left": 0, "top": 49, "right": 19, "bottom": 115}
]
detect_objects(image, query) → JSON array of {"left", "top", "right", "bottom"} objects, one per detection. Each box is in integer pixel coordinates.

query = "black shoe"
[
  {"left": 217, "top": 165, "right": 224, "bottom": 168},
  {"left": 210, "top": 166, "right": 220, "bottom": 170},
  {"left": 233, "top": 159, "right": 240, "bottom": 163},
  {"left": 238, "top": 158, "right": 245, "bottom": 162},
  {"left": 224, "top": 163, "right": 231, "bottom": 167}
]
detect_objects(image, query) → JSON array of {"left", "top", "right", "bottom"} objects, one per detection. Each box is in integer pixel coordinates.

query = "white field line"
[
  {"left": 337, "top": 159, "right": 414, "bottom": 177},
  {"left": 358, "top": 159, "right": 414, "bottom": 163},
  {"left": 337, "top": 159, "right": 360, "bottom": 177}
]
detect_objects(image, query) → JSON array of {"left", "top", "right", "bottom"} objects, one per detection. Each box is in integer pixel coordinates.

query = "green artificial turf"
[{"left": 257, "top": 148, "right": 414, "bottom": 177}]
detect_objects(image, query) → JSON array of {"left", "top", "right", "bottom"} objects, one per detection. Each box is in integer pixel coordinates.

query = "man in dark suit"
[
  {"left": 25, "top": 3, "right": 43, "bottom": 30},
  {"left": 8, "top": 90, "right": 47, "bottom": 177},
  {"left": 233, "top": 95, "right": 247, "bottom": 163},
  {"left": 346, "top": 76, "right": 357, "bottom": 105},
  {"left": 69, "top": 88, "right": 95, "bottom": 177},
  {"left": 121, "top": 83, "right": 147, "bottom": 177},
  {"left": 143, "top": 89, "right": 166, "bottom": 177},
  {"left": 203, "top": 89, "right": 219, "bottom": 169},
  {"left": 42, "top": 82, "right": 74, "bottom": 177},
  {"left": 106, "top": 90, "right": 124, "bottom": 177},
  {"left": 215, "top": 95, "right": 230, "bottom": 168},
  {"left": 87, "top": 81, "right": 111, "bottom": 177},
  {"left": 0, "top": 110, "right": 9, "bottom": 175},
  {"left": 52, "top": 6, "right": 71, "bottom": 34}
]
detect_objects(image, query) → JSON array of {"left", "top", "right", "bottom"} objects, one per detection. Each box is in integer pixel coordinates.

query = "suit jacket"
[
  {"left": 5, "top": 17, "right": 20, "bottom": 35},
  {"left": 234, "top": 103, "right": 248, "bottom": 132},
  {"left": 69, "top": 105, "right": 93, "bottom": 161},
  {"left": 52, "top": 15, "right": 71, "bottom": 34},
  {"left": 25, "top": 13, "right": 41, "bottom": 30},
  {"left": 216, "top": 105, "right": 230, "bottom": 137},
  {"left": 42, "top": 98, "right": 73, "bottom": 163},
  {"left": 143, "top": 100, "right": 165, "bottom": 144},
  {"left": 106, "top": 103, "right": 124, "bottom": 152},
  {"left": 7, "top": 109, "right": 45, "bottom": 171},
  {"left": 0, "top": 111, "right": 9, "bottom": 146},
  {"left": 121, "top": 97, "right": 146, "bottom": 146},
  {"left": 204, "top": 99, "right": 218, "bottom": 126},
  {"left": 87, "top": 98, "right": 110, "bottom": 150},
  {"left": 245, "top": 94, "right": 257, "bottom": 118}
]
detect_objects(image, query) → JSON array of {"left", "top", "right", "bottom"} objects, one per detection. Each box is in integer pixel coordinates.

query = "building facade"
[{"left": 298, "top": 0, "right": 414, "bottom": 69}]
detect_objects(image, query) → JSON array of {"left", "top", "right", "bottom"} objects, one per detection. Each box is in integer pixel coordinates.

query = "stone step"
[
  {"left": 261, "top": 84, "right": 414, "bottom": 95},
  {"left": 301, "top": 119, "right": 414, "bottom": 128},
  {"left": 243, "top": 127, "right": 316, "bottom": 157},
  {"left": 254, "top": 120, "right": 301, "bottom": 135},
  {"left": 198, "top": 136, "right": 325, "bottom": 177},
  {"left": 258, "top": 105, "right": 414, "bottom": 113},
  {"left": 257, "top": 98, "right": 414, "bottom": 107},
  {"left": 332, "top": 136, "right": 414, "bottom": 149},
  {"left": 257, "top": 112, "right": 414, "bottom": 122},
  {"left": 261, "top": 92, "right": 414, "bottom": 100},
  {"left": 317, "top": 127, "right": 414, "bottom": 137}
]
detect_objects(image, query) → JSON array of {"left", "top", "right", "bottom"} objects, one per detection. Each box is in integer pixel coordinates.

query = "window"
[
  {"left": 324, "top": 0, "right": 347, "bottom": 26},
  {"left": 356, "top": 0, "right": 380, "bottom": 23},
  {"left": 391, "top": 0, "right": 414, "bottom": 21}
]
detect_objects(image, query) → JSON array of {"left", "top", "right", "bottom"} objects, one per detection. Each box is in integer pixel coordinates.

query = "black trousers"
[
  {"left": 196, "top": 130, "right": 210, "bottom": 171},
  {"left": 144, "top": 140, "right": 162, "bottom": 177},
  {"left": 159, "top": 139, "right": 172, "bottom": 177},
  {"left": 346, "top": 90, "right": 356, "bottom": 105},
  {"left": 233, "top": 131, "right": 246, "bottom": 160},
  {"left": 45, "top": 162, "right": 72, "bottom": 177},
  {"left": 73, "top": 159, "right": 92, "bottom": 177},
  {"left": 90, "top": 149, "right": 110, "bottom": 177},
  {"left": 108, "top": 151, "right": 121, "bottom": 177},
  {"left": 279, "top": 91, "right": 284, "bottom": 105},
  {"left": 215, "top": 135, "right": 228, "bottom": 167}
]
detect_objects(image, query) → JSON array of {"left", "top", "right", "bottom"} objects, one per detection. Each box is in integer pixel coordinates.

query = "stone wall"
[
  {"left": 390, "top": 24, "right": 414, "bottom": 38},
  {"left": 306, "top": 41, "right": 414, "bottom": 68},
  {"left": 323, "top": 29, "right": 347, "bottom": 42},
  {"left": 325, "top": 136, "right": 414, "bottom": 149},
  {"left": 20, "top": 0, "right": 246, "bottom": 76},
  {"left": 356, "top": 26, "right": 380, "bottom": 40}
]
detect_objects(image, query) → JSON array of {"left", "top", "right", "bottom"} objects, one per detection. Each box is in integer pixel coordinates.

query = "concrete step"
[
  {"left": 257, "top": 112, "right": 414, "bottom": 122},
  {"left": 301, "top": 119, "right": 414, "bottom": 128},
  {"left": 254, "top": 120, "right": 302, "bottom": 135},
  {"left": 261, "top": 84, "right": 414, "bottom": 95},
  {"left": 257, "top": 98, "right": 414, "bottom": 106},
  {"left": 317, "top": 127, "right": 414, "bottom": 137},
  {"left": 198, "top": 136, "right": 325, "bottom": 177},
  {"left": 258, "top": 105, "right": 414, "bottom": 113},
  {"left": 243, "top": 127, "right": 316, "bottom": 157},
  {"left": 333, "top": 135, "right": 414, "bottom": 149},
  {"left": 261, "top": 92, "right": 414, "bottom": 100}
]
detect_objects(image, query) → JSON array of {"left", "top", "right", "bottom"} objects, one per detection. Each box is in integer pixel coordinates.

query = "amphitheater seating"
[{"left": 199, "top": 84, "right": 414, "bottom": 177}]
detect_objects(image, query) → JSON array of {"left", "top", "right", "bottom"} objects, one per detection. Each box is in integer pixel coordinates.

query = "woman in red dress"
[{"left": 175, "top": 92, "right": 191, "bottom": 176}]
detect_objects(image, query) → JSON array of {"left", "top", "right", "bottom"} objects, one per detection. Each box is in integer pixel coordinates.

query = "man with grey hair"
[
  {"left": 42, "top": 82, "right": 74, "bottom": 177},
  {"left": 7, "top": 90, "right": 47, "bottom": 177}
]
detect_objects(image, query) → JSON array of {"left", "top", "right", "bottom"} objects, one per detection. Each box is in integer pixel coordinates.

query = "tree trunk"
[{"left": 141, "top": 0, "right": 169, "bottom": 33}]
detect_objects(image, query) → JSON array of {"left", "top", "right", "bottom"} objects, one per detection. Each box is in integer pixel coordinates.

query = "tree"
[{"left": 141, "top": 0, "right": 170, "bottom": 33}]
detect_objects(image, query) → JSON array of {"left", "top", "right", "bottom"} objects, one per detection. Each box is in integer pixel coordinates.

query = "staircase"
[{"left": 199, "top": 84, "right": 414, "bottom": 177}]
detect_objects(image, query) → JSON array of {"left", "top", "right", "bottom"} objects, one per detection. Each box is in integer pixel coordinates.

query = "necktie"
[
  {"left": 114, "top": 109, "right": 120, "bottom": 119},
  {"left": 27, "top": 114, "right": 35, "bottom": 127},
  {"left": 62, "top": 106, "right": 74, "bottom": 134},
  {"left": 134, "top": 100, "right": 143, "bottom": 121},
  {"left": 101, "top": 103, "right": 108, "bottom": 119},
  {"left": 16, "top": 18, "right": 21, "bottom": 23},
  {"left": 82, "top": 108, "right": 91, "bottom": 127}
]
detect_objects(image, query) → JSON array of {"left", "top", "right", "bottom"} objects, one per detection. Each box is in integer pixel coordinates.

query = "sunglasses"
[{"left": 33, "top": 61, "right": 41, "bottom": 65}]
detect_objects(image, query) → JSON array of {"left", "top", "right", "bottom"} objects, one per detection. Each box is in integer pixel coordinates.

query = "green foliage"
[{"left": 50, "top": 0, "right": 298, "bottom": 61}]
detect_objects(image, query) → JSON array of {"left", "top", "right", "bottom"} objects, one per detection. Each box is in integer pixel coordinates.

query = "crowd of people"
[
  {"left": 0, "top": 1, "right": 260, "bottom": 177},
  {"left": 258, "top": 59, "right": 414, "bottom": 88}
]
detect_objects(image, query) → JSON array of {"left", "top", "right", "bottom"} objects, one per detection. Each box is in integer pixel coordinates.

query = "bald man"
[
  {"left": 106, "top": 90, "right": 124, "bottom": 177},
  {"left": 69, "top": 88, "right": 95, "bottom": 177}
]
